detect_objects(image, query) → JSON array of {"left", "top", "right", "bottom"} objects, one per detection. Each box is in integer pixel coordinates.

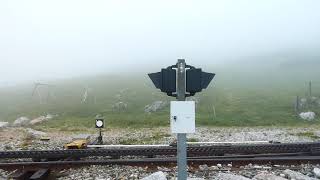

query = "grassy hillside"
[{"left": 0, "top": 56, "right": 320, "bottom": 129}]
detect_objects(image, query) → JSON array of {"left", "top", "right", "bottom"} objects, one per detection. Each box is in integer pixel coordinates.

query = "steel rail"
[
  {"left": 0, "top": 142, "right": 319, "bottom": 159},
  {"left": 1, "top": 155, "right": 320, "bottom": 170}
]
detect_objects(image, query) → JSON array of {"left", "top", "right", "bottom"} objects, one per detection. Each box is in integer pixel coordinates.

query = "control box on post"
[
  {"left": 148, "top": 59, "right": 215, "bottom": 180},
  {"left": 170, "top": 101, "right": 195, "bottom": 134}
]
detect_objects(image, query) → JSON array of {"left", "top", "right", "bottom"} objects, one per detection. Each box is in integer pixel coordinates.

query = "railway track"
[
  {"left": 1, "top": 142, "right": 320, "bottom": 160},
  {"left": 1, "top": 154, "right": 320, "bottom": 170},
  {"left": 4, "top": 154, "right": 319, "bottom": 180},
  {"left": 2, "top": 142, "right": 320, "bottom": 179}
]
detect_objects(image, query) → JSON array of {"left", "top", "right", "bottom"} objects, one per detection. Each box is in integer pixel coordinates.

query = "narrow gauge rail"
[
  {"left": 1, "top": 142, "right": 320, "bottom": 160},
  {"left": 1, "top": 154, "right": 320, "bottom": 170}
]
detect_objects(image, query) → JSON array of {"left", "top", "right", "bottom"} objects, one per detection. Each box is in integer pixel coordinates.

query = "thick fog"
[{"left": 1, "top": 0, "right": 320, "bottom": 85}]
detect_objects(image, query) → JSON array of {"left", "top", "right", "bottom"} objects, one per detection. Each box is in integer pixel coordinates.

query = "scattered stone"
[
  {"left": 0, "top": 169, "right": 8, "bottom": 180},
  {"left": 130, "top": 174, "right": 138, "bottom": 178},
  {"left": 209, "top": 166, "right": 219, "bottom": 170},
  {"left": 284, "top": 169, "right": 317, "bottom": 180},
  {"left": 253, "top": 172, "right": 286, "bottom": 180},
  {"left": 46, "top": 114, "right": 54, "bottom": 119},
  {"left": 227, "top": 163, "right": 233, "bottom": 168},
  {"left": 214, "top": 173, "right": 251, "bottom": 180},
  {"left": 13, "top": 117, "right": 30, "bottom": 126},
  {"left": 247, "top": 163, "right": 253, "bottom": 168},
  {"left": 157, "top": 166, "right": 171, "bottom": 172},
  {"left": 29, "top": 114, "right": 55, "bottom": 125},
  {"left": 30, "top": 116, "right": 46, "bottom": 125},
  {"left": 2, "top": 126, "right": 320, "bottom": 179},
  {"left": 141, "top": 171, "right": 167, "bottom": 180},
  {"left": 144, "top": 101, "right": 168, "bottom": 113},
  {"left": 313, "top": 167, "right": 320, "bottom": 178},
  {"left": 253, "top": 165, "right": 263, "bottom": 169},
  {"left": 25, "top": 128, "right": 46, "bottom": 138},
  {"left": 299, "top": 112, "right": 316, "bottom": 121},
  {"left": 217, "top": 164, "right": 222, "bottom": 168},
  {"left": 263, "top": 166, "right": 272, "bottom": 170},
  {"left": 199, "top": 164, "right": 208, "bottom": 171},
  {"left": 0, "top": 122, "right": 9, "bottom": 128}
]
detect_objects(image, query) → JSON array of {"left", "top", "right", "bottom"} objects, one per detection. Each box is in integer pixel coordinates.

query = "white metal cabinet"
[{"left": 170, "top": 101, "right": 195, "bottom": 133}]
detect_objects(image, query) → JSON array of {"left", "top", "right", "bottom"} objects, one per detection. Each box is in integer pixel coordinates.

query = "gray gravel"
[
  {"left": 253, "top": 172, "right": 286, "bottom": 180},
  {"left": 55, "top": 164, "right": 320, "bottom": 179},
  {"left": 0, "top": 169, "right": 8, "bottom": 180},
  {"left": 1, "top": 127, "right": 320, "bottom": 179}
]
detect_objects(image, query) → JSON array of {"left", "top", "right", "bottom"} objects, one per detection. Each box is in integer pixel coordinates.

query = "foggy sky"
[{"left": 1, "top": 0, "right": 320, "bottom": 85}]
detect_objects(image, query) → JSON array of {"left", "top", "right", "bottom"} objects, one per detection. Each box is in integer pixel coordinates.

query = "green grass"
[
  {"left": 188, "top": 138, "right": 199, "bottom": 142},
  {"left": 0, "top": 65, "right": 320, "bottom": 129},
  {"left": 119, "top": 132, "right": 170, "bottom": 144},
  {"left": 295, "top": 132, "right": 320, "bottom": 139}
]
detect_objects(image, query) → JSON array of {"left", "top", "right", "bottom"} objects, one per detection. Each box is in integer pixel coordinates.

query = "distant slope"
[{"left": 0, "top": 51, "right": 320, "bottom": 128}]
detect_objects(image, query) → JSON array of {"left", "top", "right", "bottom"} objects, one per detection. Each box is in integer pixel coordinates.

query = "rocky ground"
[
  {"left": 1, "top": 126, "right": 320, "bottom": 179},
  {"left": 56, "top": 164, "right": 320, "bottom": 180}
]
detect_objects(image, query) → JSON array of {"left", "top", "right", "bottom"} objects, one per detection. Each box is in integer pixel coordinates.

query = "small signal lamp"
[{"left": 95, "top": 119, "right": 104, "bottom": 128}]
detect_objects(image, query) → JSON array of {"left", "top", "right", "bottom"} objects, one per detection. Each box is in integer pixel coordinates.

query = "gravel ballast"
[{"left": 1, "top": 127, "right": 320, "bottom": 179}]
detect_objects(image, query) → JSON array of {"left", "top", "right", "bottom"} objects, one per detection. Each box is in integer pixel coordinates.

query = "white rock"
[
  {"left": 284, "top": 169, "right": 317, "bottom": 180},
  {"left": 142, "top": 171, "right": 167, "bottom": 180},
  {"left": 157, "top": 166, "right": 171, "bottom": 172},
  {"left": 253, "top": 165, "right": 263, "bottom": 169},
  {"left": 279, "top": 174, "right": 286, "bottom": 178},
  {"left": 209, "top": 166, "right": 219, "bottom": 170},
  {"left": 29, "top": 116, "right": 46, "bottom": 125},
  {"left": 299, "top": 112, "right": 316, "bottom": 121},
  {"left": 25, "top": 128, "right": 46, "bottom": 138},
  {"left": 199, "top": 164, "right": 208, "bottom": 171},
  {"left": 253, "top": 172, "right": 286, "bottom": 180},
  {"left": 29, "top": 114, "right": 55, "bottom": 125},
  {"left": 313, "top": 168, "right": 320, "bottom": 178},
  {"left": 217, "top": 164, "right": 222, "bottom": 168},
  {"left": 13, "top": 117, "right": 30, "bottom": 126},
  {"left": 214, "top": 173, "right": 250, "bottom": 180},
  {"left": 0, "top": 122, "right": 9, "bottom": 128},
  {"left": 46, "top": 114, "right": 54, "bottom": 119}
]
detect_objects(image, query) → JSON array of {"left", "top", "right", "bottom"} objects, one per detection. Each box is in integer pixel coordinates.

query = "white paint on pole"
[{"left": 170, "top": 101, "right": 195, "bottom": 134}]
